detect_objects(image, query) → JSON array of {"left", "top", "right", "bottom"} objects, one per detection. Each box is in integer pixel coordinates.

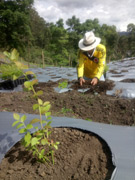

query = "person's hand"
[
  {"left": 79, "top": 77, "right": 85, "bottom": 86},
  {"left": 91, "top": 77, "right": 98, "bottom": 86}
]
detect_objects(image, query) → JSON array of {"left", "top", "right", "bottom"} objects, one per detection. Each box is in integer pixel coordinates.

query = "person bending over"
[{"left": 77, "top": 31, "right": 106, "bottom": 86}]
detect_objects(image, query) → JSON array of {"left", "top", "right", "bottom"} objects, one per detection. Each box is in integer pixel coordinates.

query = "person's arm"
[
  {"left": 77, "top": 51, "right": 85, "bottom": 86},
  {"left": 93, "top": 45, "right": 106, "bottom": 81}
]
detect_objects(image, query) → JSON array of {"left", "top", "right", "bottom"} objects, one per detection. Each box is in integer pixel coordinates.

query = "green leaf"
[
  {"left": 10, "top": 49, "right": 19, "bottom": 61},
  {"left": 45, "top": 125, "right": 52, "bottom": 129},
  {"left": 25, "top": 71, "right": 35, "bottom": 75},
  {"left": 58, "top": 81, "right": 68, "bottom": 89},
  {"left": 12, "top": 120, "right": 19, "bottom": 127},
  {"left": 43, "top": 129, "right": 47, "bottom": 133},
  {"left": 41, "top": 138, "right": 47, "bottom": 145},
  {"left": 54, "top": 144, "right": 58, "bottom": 150},
  {"left": 56, "top": 141, "right": 60, "bottom": 145},
  {"left": 38, "top": 98, "right": 43, "bottom": 105},
  {"left": 24, "top": 132, "right": 31, "bottom": 142},
  {"left": 30, "top": 118, "right": 40, "bottom": 124},
  {"left": 43, "top": 101, "right": 50, "bottom": 106},
  {"left": 33, "top": 104, "right": 39, "bottom": 110},
  {"left": 46, "top": 116, "right": 52, "bottom": 120},
  {"left": 39, "top": 154, "right": 43, "bottom": 160},
  {"left": 28, "top": 87, "right": 32, "bottom": 91},
  {"left": 13, "top": 75, "right": 18, "bottom": 80},
  {"left": 31, "top": 137, "right": 39, "bottom": 146},
  {"left": 19, "top": 128, "right": 27, "bottom": 134},
  {"left": 21, "top": 115, "right": 27, "bottom": 122},
  {"left": 3, "top": 51, "right": 10, "bottom": 58},
  {"left": 16, "top": 123, "right": 24, "bottom": 129},
  {"left": 31, "top": 79, "right": 38, "bottom": 86},
  {"left": 40, "top": 107, "right": 46, "bottom": 114},
  {"left": 45, "top": 104, "right": 51, "bottom": 111},
  {"left": 45, "top": 121, "right": 52, "bottom": 129},
  {"left": 45, "top": 112, "right": 51, "bottom": 117},
  {"left": 47, "top": 121, "right": 52, "bottom": 126},
  {"left": 13, "top": 113, "right": 20, "bottom": 121},
  {"left": 41, "top": 149, "right": 45, "bottom": 155},
  {"left": 41, "top": 104, "right": 51, "bottom": 114},
  {"left": 24, "top": 81, "right": 32, "bottom": 88},
  {"left": 33, "top": 151, "right": 36, "bottom": 156},
  {"left": 36, "top": 90, "right": 43, "bottom": 96},
  {"left": 42, "top": 120, "right": 47, "bottom": 124},
  {"left": 26, "top": 124, "right": 33, "bottom": 129}
]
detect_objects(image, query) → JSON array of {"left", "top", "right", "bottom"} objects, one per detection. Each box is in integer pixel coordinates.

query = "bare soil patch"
[
  {"left": 1, "top": 79, "right": 135, "bottom": 126},
  {"left": 120, "top": 78, "right": 135, "bottom": 83}
]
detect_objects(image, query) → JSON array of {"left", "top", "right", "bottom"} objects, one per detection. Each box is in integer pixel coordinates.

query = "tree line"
[{"left": 0, "top": 0, "right": 135, "bottom": 67}]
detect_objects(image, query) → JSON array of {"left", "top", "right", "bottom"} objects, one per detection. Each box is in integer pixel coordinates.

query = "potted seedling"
[
  {"left": 5, "top": 49, "right": 60, "bottom": 163},
  {"left": 12, "top": 78, "right": 59, "bottom": 163},
  {"left": 0, "top": 49, "right": 33, "bottom": 90}
]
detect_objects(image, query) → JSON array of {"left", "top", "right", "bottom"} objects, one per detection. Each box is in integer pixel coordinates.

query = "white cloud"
[{"left": 34, "top": 0, "right": 135, "bottom": 31}]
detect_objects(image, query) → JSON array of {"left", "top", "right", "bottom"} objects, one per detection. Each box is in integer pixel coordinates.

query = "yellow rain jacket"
[{"left": 77, "top": 44, "right": 106, "bottom": 79}]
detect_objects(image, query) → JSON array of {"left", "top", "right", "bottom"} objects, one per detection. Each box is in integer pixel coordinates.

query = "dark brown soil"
[
  {"left": 0, "top": 79, "right": 135, "bottom": 179},
  {"left": 0, "top": 128, "right": 114, "bottom": 180},
  {"left": 1, "top": 79, "right": 135, "bottom": 126},
  {"left": 109, "top": 70, "right": 121, "bottom": 74},
  {"left": 120, "top": 78, "right": 135, "bottom": 83}
]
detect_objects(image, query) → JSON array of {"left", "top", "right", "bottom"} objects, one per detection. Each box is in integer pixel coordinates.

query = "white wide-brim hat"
[{"left": 78, "top": 31, "right": 101, "bottom": 51}]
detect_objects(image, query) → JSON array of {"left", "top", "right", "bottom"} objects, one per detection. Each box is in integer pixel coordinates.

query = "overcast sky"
[{"left": 34, "top": 0, "right": 135, "bottom": 32}]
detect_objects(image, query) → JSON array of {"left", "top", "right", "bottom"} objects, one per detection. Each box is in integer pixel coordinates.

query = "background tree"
[
  {"left": 100, "top": 24, "right": 119, "bottom": 61},
  {"left": 26, "top": 8, "right": 51, "bottom": 64},
  {"left": 127, "top": 23, "right": 135, "bottom": 57},
  {"left": 0, "top": 1, "right": 134, "bottom": 67},
  {"left": 48, "top": 20, "right": 69, "bottom": 66},
  {"left": 0, "top": 0, "right": 34, "bottom": 56}
]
